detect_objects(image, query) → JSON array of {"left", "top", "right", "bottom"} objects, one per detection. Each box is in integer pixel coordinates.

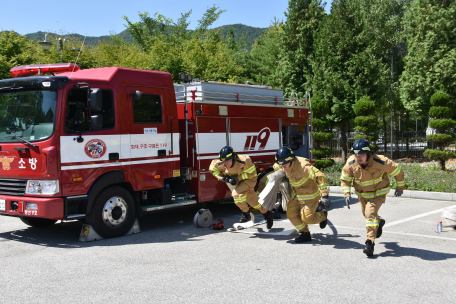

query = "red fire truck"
[{"left": 0, "top": 63, "right": 312, "bottom": 238}]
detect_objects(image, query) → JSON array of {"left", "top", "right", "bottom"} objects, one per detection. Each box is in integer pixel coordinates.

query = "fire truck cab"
[{"left": 0, "top": 64, "right": 312, "bottom": 238}]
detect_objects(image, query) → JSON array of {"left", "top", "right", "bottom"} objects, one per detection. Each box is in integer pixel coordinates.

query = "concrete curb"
[{"left": 328, "top": 186, "right": 456, "bottom": 202}]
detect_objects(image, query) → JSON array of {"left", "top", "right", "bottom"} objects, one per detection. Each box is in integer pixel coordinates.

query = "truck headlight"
[{"left": 25, "top": 180, "right": 59, "bottom": 195}]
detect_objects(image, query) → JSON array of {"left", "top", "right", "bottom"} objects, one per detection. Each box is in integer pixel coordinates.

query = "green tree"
[
  {"left": 353, "top": 96, "right": 379, "bottom": 151},
  {"left": 311, "top": 93, "right": 335, "bottom": 168},
  {"left": 312, "top": 0, "right": 386, "bottom": 161},
  {"left": 0, "top": 31, "right": 36, "bottom": 80},
  {"left": 423, "top": 91, "right": 456, "bottom": 170},
  {"left": 122, "top": 6, "right": 244, "bottom": 82},
  {"left": 400, "top": 0, "right": 456, "bottom": 115},
  {"left": 242, "top": 20, "right": 284, "bottom": 88},
  {"left": 277, "top": 0, "right": 326, "bottom": 97}
]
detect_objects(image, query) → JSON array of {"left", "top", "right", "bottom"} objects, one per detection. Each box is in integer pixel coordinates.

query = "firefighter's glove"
[
  {"left": 394, "top": 190, "right": 403, "bottom": 197},
  {"left": 219, "top": 176, "right": 230, "bottom": 183},
  {"left": 228, "top": 177, "right": 237, "bottom": 186},
  {"left": 321, "top": 196, "right": 331, "bottom": 209},
  {"left": 345, "top": 196, "right": 351, "bottom": 209}
]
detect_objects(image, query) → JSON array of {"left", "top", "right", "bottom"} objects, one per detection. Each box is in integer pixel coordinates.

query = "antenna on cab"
[{"left": 70, "top": 35, "right": 86, "bottom": 80}]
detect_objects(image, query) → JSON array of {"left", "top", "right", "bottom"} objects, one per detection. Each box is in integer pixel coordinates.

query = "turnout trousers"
[
  {"left": 287, "top": 196, "right": 326, "bottom": 232},
  {"left": 358, "top": 195, "right": 386, "bottom": 243},
  {"left": 232, "top": 181, "right": 268, "bottom": 214}
]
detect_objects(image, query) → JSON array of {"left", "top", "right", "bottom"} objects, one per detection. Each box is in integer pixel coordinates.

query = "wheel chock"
[{"left": 79, "top": 218, "right": 141, "bottom": 242}]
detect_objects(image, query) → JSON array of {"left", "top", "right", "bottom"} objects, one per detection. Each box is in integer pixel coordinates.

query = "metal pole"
[{"left": 390, "top": 50, "right": 394, "bottom": 159}]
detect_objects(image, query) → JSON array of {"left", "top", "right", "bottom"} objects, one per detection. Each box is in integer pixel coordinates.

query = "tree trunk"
[{"left": 340, "top": 120, "right": 348, "bottom": 163}]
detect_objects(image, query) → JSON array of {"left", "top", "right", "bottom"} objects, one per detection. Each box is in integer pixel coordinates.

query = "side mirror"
[
  {"left": 90, "top": 89, "right": 103, "bottom": 112},
  {"left": 91, "top": 114, "right": 103, "bottom": 130},
  {"left": 130, "top": 90, "right": 142, "bottom": 101}
]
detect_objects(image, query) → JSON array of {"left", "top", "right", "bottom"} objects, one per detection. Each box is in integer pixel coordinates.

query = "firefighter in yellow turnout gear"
[
  {"left": 275, "top": 146, "right": 331, "bottom": 243},
  {"left": 341, "top": 138, "right": 405, "bottom": 256},
  {"left": 210, "top": 146, "right": 274, "bottom": 229}
]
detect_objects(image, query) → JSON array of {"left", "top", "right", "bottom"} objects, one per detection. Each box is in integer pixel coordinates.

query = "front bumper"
[{"left": 0, "top": 195, "right": 64, "bottom": 220}]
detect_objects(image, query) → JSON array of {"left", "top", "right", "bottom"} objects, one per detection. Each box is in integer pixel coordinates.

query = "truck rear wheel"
[
  {"left": 89, "top": 186, "right": 135, "bottom": 239},
  {"left": 20, "top": 217, "right": 57, "bottom": 227}
]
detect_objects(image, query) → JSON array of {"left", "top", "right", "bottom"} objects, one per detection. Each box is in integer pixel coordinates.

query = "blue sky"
[{"left": 0, "top": 0, "right": 332, "bottom": 37}]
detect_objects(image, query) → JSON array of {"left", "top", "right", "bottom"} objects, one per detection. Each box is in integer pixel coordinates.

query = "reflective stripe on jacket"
[
  {"left": 210, "top": 154, "right": 258, "bottom": 188},
  {"left": 340, "top": 154, "right": 405, "bottom": 198},
  {"left": 278, "top": 156, "right": 327, "bottom": 201}
]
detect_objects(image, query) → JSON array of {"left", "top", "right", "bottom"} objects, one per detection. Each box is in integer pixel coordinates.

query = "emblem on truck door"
[
  {"left": 84, "top": 139, "right": 107, "bottom": 159},
  {"left": 0, "top": 157, "right": 14, "bottom": 170},
  {"left": 243, "top": 127, "right": 271, "bottom": 151}
]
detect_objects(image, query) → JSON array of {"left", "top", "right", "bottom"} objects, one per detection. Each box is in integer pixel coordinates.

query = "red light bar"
[{"left": 10, "top": 63, "right": 80, "bottom": 78}]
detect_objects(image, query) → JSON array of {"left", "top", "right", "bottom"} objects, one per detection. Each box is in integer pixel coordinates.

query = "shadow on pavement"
[
  {"left": 375, "top": 241, "right": 456, "bottom": 261},
  {"left": 0, "top": 203, "right": 245, "bottom": 249}
]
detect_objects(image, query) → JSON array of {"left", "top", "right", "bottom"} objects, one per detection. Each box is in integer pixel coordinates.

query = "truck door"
[
  {"left": 127, "top": 87, "right": 174, "bottom": 190},
  {"left": 60, "top": 85, "right": 121, "bottom": 196},
  {"left": 196, "top": 116, "right": 231, "bottom": 202}
]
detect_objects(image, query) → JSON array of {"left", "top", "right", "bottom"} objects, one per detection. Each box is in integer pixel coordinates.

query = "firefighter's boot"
[
  {"left": 295, "top": 232, "right": 312, "bottom": 243},
  {"left": 238, "top": 212, "right": 251, "bottom": 223},
  {"left": 273, "top": 209, "right": 282, "bottom": 219},
  {"left": 363, "top": 240, "right": 375, "bottom": 257},
  {"left": 319, "top": 210, "right": 328, "bottom": 229},
  {"left": 263, "top": 210, "right": 274, "bottom": 229},
  {"left": 376, "top": 218, "right": 385, "bottom": 238}
]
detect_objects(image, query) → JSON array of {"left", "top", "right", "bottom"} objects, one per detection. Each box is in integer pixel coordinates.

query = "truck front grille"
[{"left": 0, "top": 178, "right": 27, "bottom": 196}]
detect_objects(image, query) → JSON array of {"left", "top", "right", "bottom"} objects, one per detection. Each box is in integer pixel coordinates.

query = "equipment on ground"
[
  {"left": 193, "top": 209, "right": 213, "bottom": 228},
  {"left": 212, "top": 219, "right": 224, "bottom": 230}
]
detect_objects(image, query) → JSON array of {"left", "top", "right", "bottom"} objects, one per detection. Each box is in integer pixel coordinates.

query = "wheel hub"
[{"left": 102, "top": 197, "right": 127, "bottom": 228}]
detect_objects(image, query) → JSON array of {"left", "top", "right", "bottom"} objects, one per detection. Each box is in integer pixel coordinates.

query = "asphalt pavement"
[{"left": 0, "top": 194, "right": 455, "bottom": 303}]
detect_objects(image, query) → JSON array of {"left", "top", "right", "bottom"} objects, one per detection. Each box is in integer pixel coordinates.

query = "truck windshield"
[{"left": 0, "top": 90, "right": 57, "bottom": 143}]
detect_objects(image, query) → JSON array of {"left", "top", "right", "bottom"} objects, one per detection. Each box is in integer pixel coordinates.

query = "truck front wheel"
[
  {"left": 89, "top": 186, "right": 135, "bottom": 239},
  {"left": 20, "top": 217, "right": 57, "bottom": 227}
]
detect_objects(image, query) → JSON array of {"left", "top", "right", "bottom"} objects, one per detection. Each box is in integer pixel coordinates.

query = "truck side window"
[
  {"left": 65, "top": 89, "right": 115, "bottom": 133},
  {"left": 133, "top": 94, "right": 162, "bottom": 124}
]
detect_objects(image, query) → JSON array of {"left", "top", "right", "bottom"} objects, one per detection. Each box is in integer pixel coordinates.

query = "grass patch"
[{"left": 320, "top": 162, "right": 456, "bottom": 193}]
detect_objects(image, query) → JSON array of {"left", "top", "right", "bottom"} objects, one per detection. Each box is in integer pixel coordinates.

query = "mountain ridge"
[{"left": 23, "top": 24, "right": 267, "bottom": 48}]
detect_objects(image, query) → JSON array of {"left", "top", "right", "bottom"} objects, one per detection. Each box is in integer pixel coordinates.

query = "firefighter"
[
  {"left": 210, "top": 146, "right": 274, "bottom": 229},
  {"left": 340, "top": 138, "right": 405, "bottom": 257},
  {"left": 275, "top": 146, "right": 331, "bottom": 243}
]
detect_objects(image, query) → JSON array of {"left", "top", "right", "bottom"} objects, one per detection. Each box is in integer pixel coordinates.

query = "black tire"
[
  {"left": 20, "top": 217, "right": 57, "bottom": 227},
  {"left": 89, "top": 186, "right": 135, "bottom": 239}
]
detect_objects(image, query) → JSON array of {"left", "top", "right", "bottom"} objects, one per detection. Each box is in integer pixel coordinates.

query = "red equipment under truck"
[{"left": 0, "top": 63, "right": 313, "bottom": 238}]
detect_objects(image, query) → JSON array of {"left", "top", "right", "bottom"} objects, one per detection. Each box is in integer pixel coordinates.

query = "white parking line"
[
  {"left": 328, "top": 224, "right": 456, "bottom": 242},
  {"left": 383, "top": 205, "right": 456, "bottom": 228}
]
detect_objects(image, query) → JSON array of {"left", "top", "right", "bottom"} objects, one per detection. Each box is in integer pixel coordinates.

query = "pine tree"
[
  {"left": 277, "top": 0, "right": 326, "bottom": 98},
  {"left": 400, "top": 0, "right": 456, "bottom": 115},
  {"left": 423, "top": 91, "right": 456, "bottom": 170}
]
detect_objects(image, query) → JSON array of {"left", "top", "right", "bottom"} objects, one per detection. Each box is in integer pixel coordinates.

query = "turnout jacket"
[
  {"left": 340, "top": 154, "right": 405, "bottom": 199},
  {"left": 210, "top": 155, "right": 258, "bottom": 188},
  {"left": 274, "top": 156, "right": 329, "bottom": 200}
]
